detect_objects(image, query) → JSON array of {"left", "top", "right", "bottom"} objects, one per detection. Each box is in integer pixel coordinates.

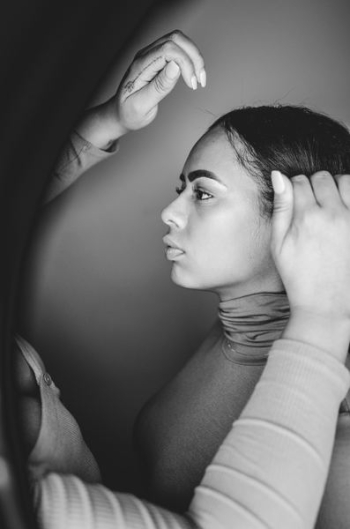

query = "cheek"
[
  {"left": 171, "top": 214, "right": 276, "bottom": 291},
  {"left": 243, "top": 218, "right": 274, "bottom": 268},
  {"left": 190, "top": 212, "right": 258, "bottom": 268},
  {"left": 210, "top": 213, "right": 273, "bottom": 272}
]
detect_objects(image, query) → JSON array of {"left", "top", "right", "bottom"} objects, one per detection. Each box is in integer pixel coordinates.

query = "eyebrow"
[{"left": 180, "top": 170, "right": 225, "bottom": 184}]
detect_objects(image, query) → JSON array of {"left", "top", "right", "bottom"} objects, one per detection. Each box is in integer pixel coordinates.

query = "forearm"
[
  {"left": 282, "top": 310, "right": 350, "bottom": 364},
  {"left": 33, "top": 339, "right": 349, "bottom": 529},
  {"left": 189, "top": 339, "right": 349, "bottom": 529},
  {"left": 43, "top": 126, "right": 118, "bottom": 205},
  {"left": 42, "top": 95, "right": 129, "bottom": 205}
]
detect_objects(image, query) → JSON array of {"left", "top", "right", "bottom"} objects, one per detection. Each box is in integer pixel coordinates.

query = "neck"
[{"left": 219, "top": 291, "right": 290, "bottom": 364}]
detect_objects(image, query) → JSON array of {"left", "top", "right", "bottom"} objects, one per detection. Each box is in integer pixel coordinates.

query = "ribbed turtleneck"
[{"left": 219, "top": 291, "right": 290, "bottom": 365}]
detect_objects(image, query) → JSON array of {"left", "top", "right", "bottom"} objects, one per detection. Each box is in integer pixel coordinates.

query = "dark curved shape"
[{"left": 0, "top": 0, "right": 161, "bottom": 527}]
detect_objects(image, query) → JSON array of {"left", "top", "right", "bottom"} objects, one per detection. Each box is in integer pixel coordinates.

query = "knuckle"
[
  {"left": 154, "top": 75, "right": 166, "bottom": 94},
  {"left": 129, "top": 97, "right": 142, "bottom": 115},
  {"left": 161, "top": 41, "right": 175, "bottom": 55},
  {"left": 128, "top": 61, "right": 139, "bottom": 77},
  {"left": 133, "top": 49, "right": 143, "bottom": 60},
  {"left": 303, "top": 206, "right": 319, "bottom": 223},
  {"left": 324, "top": 208, "right": 339, "bottom": 224},
  {"left": 169, "top": 29, "right": 184, "bottom": 41}
]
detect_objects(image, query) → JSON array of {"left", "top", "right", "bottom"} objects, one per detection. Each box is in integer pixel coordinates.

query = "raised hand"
[
  {"left": 271, "top": 170, "right": 350, "bottom": 361},
  {"left": 77, "top": 30, "right": 206, "bottom": 149},
  {"left": 113, "top": 30, "right": 206, "bottom": 133}
]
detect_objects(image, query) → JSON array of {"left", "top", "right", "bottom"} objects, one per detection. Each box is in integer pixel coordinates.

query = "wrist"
[
  {"left": 283, "top": 308, "right": 350, "bottom": 364},
  {"left": 76, "top": 98, "right": 128, "bottom": 150}
]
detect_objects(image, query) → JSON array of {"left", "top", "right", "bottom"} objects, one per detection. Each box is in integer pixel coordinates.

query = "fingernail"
[
  {"left": 191, "top": 75, "right": 198, "bottom": 90},
  {"left": 292, "top": 174, "right": 305, "bottom": 182},
  {"left": 271, "top": 170, "right": 285, "bottom": 194},
  {"left": 199, "top": 69, "right": 206, "bottom": 87},
  {"left": 166, "top": 61, "right": 180, "bottom": 79}
]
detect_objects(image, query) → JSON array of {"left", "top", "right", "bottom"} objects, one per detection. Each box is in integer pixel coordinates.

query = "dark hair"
[{"left": 209, "top": 105, "right": 350, "bottom": 217}]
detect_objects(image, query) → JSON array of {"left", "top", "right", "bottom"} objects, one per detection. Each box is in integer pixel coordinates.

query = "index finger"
[
  {"left": 129, "top": 40, "right": 200, "bottom": 91},
  {"left": 138, "top": 30, "right": 206, "bottom": 87},
  {"left": 167, "top": 30, "right": 206, "bottom": 86},
  {"left": 291, "top": 174, "right": 317, "bottom": 217},
  {"left": 310, "top": 171, "right": 342, "bottom": 208}
]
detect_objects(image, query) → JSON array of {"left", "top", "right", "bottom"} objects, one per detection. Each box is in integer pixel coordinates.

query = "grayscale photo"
[{"left": 2, "top": 0, "right": 350, "bottom": 528}]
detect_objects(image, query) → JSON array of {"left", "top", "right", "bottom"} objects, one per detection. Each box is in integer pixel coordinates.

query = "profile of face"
[{"left": 161, "top": 127, "right": 283, "bottom": 300}]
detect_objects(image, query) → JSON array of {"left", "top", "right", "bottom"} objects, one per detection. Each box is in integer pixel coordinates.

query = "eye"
[{"left": 194, "top": 188, "right": 213, "bottom": 201}]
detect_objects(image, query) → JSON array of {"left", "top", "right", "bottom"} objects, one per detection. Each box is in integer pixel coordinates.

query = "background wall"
[{"left": 19, "top": 0, "right": 350, "bottom": 492}]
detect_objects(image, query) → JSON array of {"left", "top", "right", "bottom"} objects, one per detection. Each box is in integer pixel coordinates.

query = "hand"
[
  {"left": 112, "top": 30, "right": 206, "bottom": 133},
  {"left": 271, "top": 170, "right": 350, "bottom": 359},
  {"left": 77, "top": 31, "right": 206, "bottom": 149}
]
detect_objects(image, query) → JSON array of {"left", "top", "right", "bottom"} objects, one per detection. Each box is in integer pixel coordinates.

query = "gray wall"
[{"left": 19, "top": 0, "right": 350, "bottom": 492}]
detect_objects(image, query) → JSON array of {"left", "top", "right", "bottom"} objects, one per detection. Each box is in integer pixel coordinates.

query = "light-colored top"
[
  {"left": 22, "top": 132, "right": 350, "bottom": 529},
  {"left": 31, "top": 340, "right": 350, "bottom": 529}
]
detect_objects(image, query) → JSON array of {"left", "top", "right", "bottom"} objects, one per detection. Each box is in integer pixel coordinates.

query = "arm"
[
  {"left": 134, "top": 172, "right": 350, "bottom": 513},
  {"left": 42, "top": 131, "right": 118, "bottom": 204},
  {"left": 43, "top": 30, "right": 206, "bottom": 205},
  {"left": 16, "top": 30, "right": 206, "bottom": 454},
  {"left": 33, "top": 172, "right": 350, "bottom": 528},
  {"left": 33, "top": 338, "right": 349, "bottom": 529}
]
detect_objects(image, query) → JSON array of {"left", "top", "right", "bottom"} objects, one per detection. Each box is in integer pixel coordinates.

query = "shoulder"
[{"left": 193, "top": 318, "right": 224, "bottom": 356}]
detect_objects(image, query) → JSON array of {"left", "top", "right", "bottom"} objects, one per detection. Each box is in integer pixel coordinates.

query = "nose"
[{"left": 161, "top": 195, "right": 187, "bottom": 229}]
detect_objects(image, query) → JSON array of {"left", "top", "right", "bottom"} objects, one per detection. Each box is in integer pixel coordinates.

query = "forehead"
[
  {"left": 182, "top": 127, "right": 258, "bottom": 193},
  {"left": 184, "top": 128, "right": 234, "bottom": 168}
]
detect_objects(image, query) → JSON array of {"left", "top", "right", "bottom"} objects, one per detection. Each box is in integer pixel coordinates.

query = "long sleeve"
[
  {"left": 43, "top": 131, "right": 118, "bottom": 204},
  {"left": 33, "top": 339, "right": 350, "bottom": 529}
]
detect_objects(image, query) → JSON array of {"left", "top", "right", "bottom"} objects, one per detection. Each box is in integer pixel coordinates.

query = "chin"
[{"left": 170, "top": 267, "right": 212, "bottom": 291}]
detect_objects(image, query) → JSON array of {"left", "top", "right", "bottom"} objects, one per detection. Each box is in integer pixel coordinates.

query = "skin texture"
[
  {"left": 78, "top": 30, "right": 206, "bottom": 148},
  {"left": 273, "top": 170, "right": 350, "bottom": 362},
  {"left": 161, "top": 127, "right": 284, "bottom": 300}
]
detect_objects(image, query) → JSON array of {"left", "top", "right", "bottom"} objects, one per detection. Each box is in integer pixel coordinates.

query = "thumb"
[
  {"left": 271, "top": 171, "right": 294, "bottom": 250},
  {"left": 139, "top": 61, "right": 181, "bottom": 113}
]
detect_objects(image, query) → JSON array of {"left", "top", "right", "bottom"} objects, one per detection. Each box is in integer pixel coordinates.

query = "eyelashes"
[
  {"left": 175, "top": 185, "right": 213, "bottom": 201},
  {"left": 195, "top": 189, "right": 213, "bottom": 201}
]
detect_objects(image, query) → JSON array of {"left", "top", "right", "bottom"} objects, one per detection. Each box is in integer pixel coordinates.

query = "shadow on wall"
[{"left": 19, "top": 0, "right": 350, "bottom": 492}]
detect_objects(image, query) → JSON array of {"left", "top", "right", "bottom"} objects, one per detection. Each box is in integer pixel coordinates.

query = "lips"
[
  {"left": 163, "top": 236, "right": 185, "bottom": 260},
  {"left": 165, "top": 247, "right": 185, "bottom": 260}
]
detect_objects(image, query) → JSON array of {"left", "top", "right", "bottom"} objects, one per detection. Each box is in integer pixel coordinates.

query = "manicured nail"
[
  {"left": 191, "top": 75, "right": 198, "bottom": 90},
  {"left": 271, "top": 170, "right": 285, "bottom": 194},
  {"left": 166, "top": 61, "right": 180, "bottom": 79},
  {"left": 199, "top": 69, "right": 207, "bottom": 87}
]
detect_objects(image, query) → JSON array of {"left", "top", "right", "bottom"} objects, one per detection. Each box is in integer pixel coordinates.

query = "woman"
[
  {"left": 135, "top": 105, "right": 350, "bottom": 528},
  {"left": 15, "top": 31, "right": 350, "bottom": 528}
]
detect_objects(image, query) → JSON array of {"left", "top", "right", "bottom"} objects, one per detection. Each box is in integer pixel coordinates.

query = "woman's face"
[{"left": 161, "top": 127, "right": 283, "bottom": 299}]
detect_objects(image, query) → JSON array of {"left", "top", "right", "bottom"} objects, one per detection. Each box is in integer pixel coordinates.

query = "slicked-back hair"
[{"left": 209, "top": 105, "right": 350, "bottom": 217}]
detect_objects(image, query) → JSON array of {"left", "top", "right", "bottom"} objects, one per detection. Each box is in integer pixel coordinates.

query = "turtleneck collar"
[{"left": 218, "top": 291, "right": 290, "bottom": 365}]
